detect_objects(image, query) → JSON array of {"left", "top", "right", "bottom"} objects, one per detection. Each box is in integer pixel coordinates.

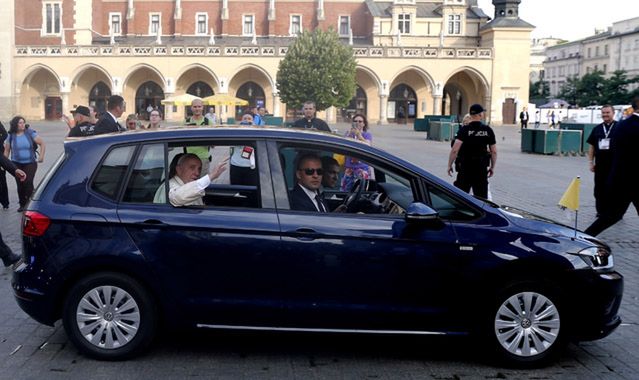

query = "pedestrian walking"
[
  {"left": 534, "top": 110, "right": 541, "bottom": 128},
  {"left": 447, "top": 104, "right": 497, "bottom": 199},
  {"left": 584, "top": 97, "right": 639, "bottom": 236},
  {"left": 586, "top": 105, "right": 617, "bottom": 216},
  {"left": 3, "top": 116, "right": 45, "bottom": 212}
]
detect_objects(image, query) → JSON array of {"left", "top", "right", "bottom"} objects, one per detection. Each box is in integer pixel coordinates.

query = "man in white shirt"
[{"left": 155, "top": 153, "right": 228, "bottom": 206}]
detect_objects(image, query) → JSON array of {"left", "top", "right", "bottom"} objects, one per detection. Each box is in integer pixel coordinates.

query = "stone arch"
[
  {"left": 229, "top": 65, "right": 275, "bottom": 117},
  {"left": 69, "top": 63, "right": 113, "bottom": 113},
  {"left": 337, "top": 66, "right": 381, "bottom": 122},
  {"left": 19, "top": 64, "right": 63, "bottom": 120},
  {"left": 388, "top": 66, "right": 435, "bottom": 120},
  {"left": 442, "top": 66, "right": 490, "bottom": 119},
  {"left": 175, "top": 63, "right": 220, "bottom": 94},
  {"left": 122, "top": 65, "right": 166, "bottom": 119}
]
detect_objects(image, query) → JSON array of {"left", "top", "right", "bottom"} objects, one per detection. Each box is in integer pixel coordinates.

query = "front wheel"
[
  {"left": 62, "top": 272, "right": 158, "bottom": 360},
  {"left": 491, "top": 289, "right": 563, "bottom": 366}
]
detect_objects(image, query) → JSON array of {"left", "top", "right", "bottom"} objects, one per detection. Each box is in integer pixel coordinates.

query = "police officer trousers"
[{"left": 454, "top": 163, "right": 489, "bottom": 199}]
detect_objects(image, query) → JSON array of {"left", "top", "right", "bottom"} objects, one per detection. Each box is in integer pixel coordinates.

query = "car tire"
[
  {"left": 489, "top": 285, "right": 564, "bottom": 367},
  {"left": 62, "top": 272, "right": 158, "bottom": 360}
]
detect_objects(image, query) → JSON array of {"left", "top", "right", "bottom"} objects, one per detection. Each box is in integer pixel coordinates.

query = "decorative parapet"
[{"left": 15, "top": 45, "right": 492, "bottom": 59}]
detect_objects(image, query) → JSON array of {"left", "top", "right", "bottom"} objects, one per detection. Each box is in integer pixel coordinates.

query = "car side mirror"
[{"left": 405, "top": 202, "right": 444, "bottom": 229}]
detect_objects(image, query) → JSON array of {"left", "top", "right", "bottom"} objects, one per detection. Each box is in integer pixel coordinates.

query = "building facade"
[
  {"left": 544, "top": 16, "right": 639, "bottom": 98},
  {"left": 2, "top": 0, "right": 533, "bottom": 125}
]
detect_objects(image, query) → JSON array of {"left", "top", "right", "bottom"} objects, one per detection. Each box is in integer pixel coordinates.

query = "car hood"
[{"left": 496, "top": 205, "right": 594, "bottom": 241}]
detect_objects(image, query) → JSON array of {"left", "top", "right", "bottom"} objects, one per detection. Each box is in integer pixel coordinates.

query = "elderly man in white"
[{"left": 155, "top": 153, "right": 228, "bottom": 206}]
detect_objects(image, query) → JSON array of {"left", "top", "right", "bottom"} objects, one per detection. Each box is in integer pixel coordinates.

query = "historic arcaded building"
[{"left": 1, "top": 0, "right": 533, "bottom": 125}]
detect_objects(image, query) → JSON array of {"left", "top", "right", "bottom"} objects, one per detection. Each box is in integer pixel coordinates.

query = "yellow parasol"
[
  {"left": 160, "top": 93, "right": 203, "bottom": 106},
  {"left": 201, "top": 94, "right": 249, "bottom": 107}
]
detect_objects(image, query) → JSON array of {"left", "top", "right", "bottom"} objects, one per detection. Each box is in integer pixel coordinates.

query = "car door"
[
  {"left": 269, "top": 142, "right": 464, "bottom": 332},
  {"left": 116, "top": 140, "right": 285, "bottom": 327}
]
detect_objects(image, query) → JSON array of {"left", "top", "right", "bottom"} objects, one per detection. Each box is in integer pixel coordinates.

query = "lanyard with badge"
[{"left": 599, "top": 122, "right": 614, "bottom": 150}]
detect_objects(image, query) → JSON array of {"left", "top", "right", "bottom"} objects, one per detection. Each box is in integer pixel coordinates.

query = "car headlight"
[{"left": 572, "top": 246, "right": 614, "bottom": 270}]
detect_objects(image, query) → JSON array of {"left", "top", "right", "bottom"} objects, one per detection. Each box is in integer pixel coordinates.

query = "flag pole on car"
[{"left": 558, "top": 176, "right": 580, "bottom": 239}]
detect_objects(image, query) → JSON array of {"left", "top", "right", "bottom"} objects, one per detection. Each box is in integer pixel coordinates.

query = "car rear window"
[{"left": 91, "top": 145, "right": 136, "bottom": 200}]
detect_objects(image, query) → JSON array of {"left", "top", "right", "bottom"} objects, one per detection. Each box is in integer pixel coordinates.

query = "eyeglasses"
[{"left": 299, "top": 168, "right": 323, "bottom": 176}]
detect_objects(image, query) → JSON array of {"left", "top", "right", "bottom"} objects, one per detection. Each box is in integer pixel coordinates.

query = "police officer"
[
  {"left": 586, "top": 104, "right": 616, "bottom": 216},
  {"left": 447, "top": 104, "right": 497, "bottom": 199}
]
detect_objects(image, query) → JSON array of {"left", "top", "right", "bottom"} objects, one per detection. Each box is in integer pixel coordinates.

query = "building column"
[
  {"left": 61, "top": 92, "right": 70, "bottom": 115},
  {"left": 378, "top": 95, "right": 388, "bottom": 125},
  {"left": 272, "top": 94, "right": 280, "bottom": 117},
  {"left": 433, "top": 95, "right": 442, "bottom": 115},
  {"left": 483, "top": 94, "right": 492, "bottom": 124}
]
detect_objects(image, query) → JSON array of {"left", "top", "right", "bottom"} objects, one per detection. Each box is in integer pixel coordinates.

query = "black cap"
[
  {"left": 469, "top": 104, "right": 485, "bottom": 115},
  {"left": 71, "top": 105, "right": 91, "bottom": 117}
]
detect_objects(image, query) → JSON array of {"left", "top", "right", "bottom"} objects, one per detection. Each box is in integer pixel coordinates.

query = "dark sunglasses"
[{"left": 299, "top": 168, "right": 323, "bottom": 176}]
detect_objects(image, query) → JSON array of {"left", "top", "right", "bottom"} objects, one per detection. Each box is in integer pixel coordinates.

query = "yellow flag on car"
[{"left": 558, "top": 176, "right": 580, "bottom": 211}]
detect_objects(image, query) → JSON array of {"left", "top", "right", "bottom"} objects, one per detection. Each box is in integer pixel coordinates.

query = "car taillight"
[{"left": 23, "top": 211, "right": 51, "bottom": 237}]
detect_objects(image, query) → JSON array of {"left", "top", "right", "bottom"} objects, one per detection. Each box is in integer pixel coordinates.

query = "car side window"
[
  {"left": 155, "top": 142, "right": 262, "bottom": 209},
  {"left": 279, "top": 145, "right": 415, "bottom": 215},
  {"left": 91, "top": 145, "right": 136, "bottom": 200},
  {"left": 427, "top": 184, "right": 481, "bottom": 221},
  {"left": 122, "top": 144, "right": 165, "bottom": 203}
]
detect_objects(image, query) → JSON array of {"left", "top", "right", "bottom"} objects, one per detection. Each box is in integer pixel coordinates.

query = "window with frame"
[
  {"left": 290, "top": 15, "right": 301, "bottom": 35},
  {"left": 278, "top": 145, "right": 417, "bottom": 215},
  {"left": 149, "top": 13, "right": 161, "bottom": 35},
  {"left": 398, "top": 14, "right": 411, "bottom": 34},
  {"left": 447, "top": 14, "right": 461, "bottom": 35},
  {"left": 339, "top": 15, "right": 350, "bottom": 36},
  {"left": 110, "top": 13, "right": 121, "bottom": 36},
  {"left": 91, "top": 145, "right": 136, "bottom": 200},
  {"left": 42, "top": 2, "right": 62, "bottom": 35},
  {"left": 243, "top": 14, "right": 255, "bottom": 36},
  {"left": 196, "top": 13, "right": 208, "bottom": 35},
  {"left": 151, "top": 143, "right": 262, "bottom": 209},
  {"left": 123, "top": 144, "right": 166, "bottom": 203}
]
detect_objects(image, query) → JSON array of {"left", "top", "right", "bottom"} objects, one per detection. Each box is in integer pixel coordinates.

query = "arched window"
[
  {"left": 389, "top": 84, "right": 417, "bottom": 123},
  {"left": 338, "top": 85, "right": 367, "bottom": 122},
  {"left": 186, "top": 81, "right": 214, "bottom": 98},
  {"left": 135, "top": 81, "right": 165, "bottom": 120},
  {"left": 89, "top": 81, "right": 112, "bottom": 116},
  {"left": 236, "top": 81, "right": 265, "bottom": 117}
]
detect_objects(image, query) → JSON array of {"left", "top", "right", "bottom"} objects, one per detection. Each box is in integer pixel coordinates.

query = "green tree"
[
  {"left": 575, "top": 70, "right": 605, "bottom": 106},
  {"left": 600, "top": 70, "right": 630, "bottom": 104},
  {"left": 529, "top": 79, "right": 549, "bottom": 99},
  {"left": 276, "top": 28, "right": 357, "bottom": 112},
  {"left": 559, "top": 75, "right": 579, "bottom": 106}
]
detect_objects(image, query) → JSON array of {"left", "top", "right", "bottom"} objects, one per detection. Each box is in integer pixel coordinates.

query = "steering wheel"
[{"left": 343, "top": 178, "right": 368, "bottom": 213}]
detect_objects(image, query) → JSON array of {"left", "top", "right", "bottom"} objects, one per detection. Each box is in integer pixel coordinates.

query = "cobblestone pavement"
[{"left": 0, "top": 121, "right": 637, "bottom": 379}]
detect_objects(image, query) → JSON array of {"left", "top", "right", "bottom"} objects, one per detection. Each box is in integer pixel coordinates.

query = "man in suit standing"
[
  {"left": 290, "top": 153, "right": 329, "bottom": 212},
  {"left": 94, "top": 95, "right": 126, "bottom": 135},
  {"left": 519, "top": 107, "right": 529, "bottom": 129}
]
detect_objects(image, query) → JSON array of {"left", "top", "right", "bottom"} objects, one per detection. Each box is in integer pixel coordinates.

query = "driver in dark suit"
[{"left": 290, "top": 153, "right": 329, "bottom": 212}]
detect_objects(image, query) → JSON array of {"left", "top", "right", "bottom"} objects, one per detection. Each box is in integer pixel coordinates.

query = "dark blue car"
[{"left": 12, "top": 127, "right": 622, "bottom": 365}]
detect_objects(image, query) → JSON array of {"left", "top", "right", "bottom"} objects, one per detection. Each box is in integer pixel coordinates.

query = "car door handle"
[
  {"left": 137, "top": 219, "right": 168, "bottom": 227},
  {"left": 290, "top": 227, "right": 320, "bottom": 241}
]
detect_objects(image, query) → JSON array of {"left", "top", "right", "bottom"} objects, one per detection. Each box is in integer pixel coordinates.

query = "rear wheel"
[
  {"left": 62, "top": 272, "right": 157, "bottom": 360},
  {"left": 491, "top": 289, "right": 563, "bottom": 366}
]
